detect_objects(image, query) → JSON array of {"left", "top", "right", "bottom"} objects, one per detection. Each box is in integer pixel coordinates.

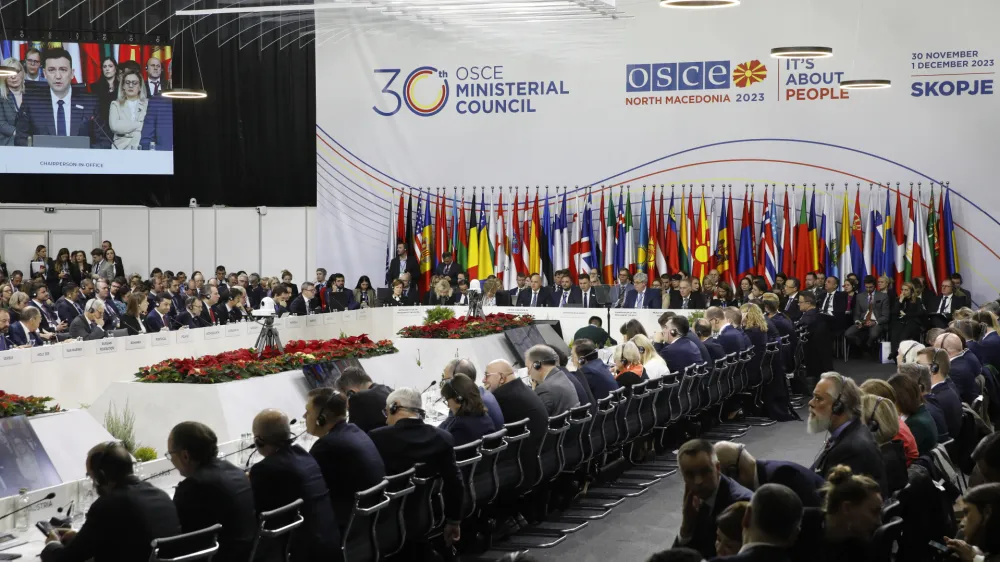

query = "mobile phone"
[
  {"left": 928, "top": 540, "right": 949, "bottom": 552},
  {"left": 35, "top": 520, "right": 53, "bottom": 537}
]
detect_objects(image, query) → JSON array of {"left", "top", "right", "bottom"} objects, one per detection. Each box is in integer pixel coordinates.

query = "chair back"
[
  {"left": 454, "top": 439, "right": 483, "bottom": 520},
  {"left": 497, "top": 418, "right": 531, "bottom": 494},
  {"left": 654, "top": 374, "right": 678, "bottom": 427},
  {"left": 640, "top": 377, "right": 662, "bottom": 435},
  {"left": 534, "top": 410, "right": 571, "bottom": 486},
  {"left": 375, "top": 467, "right": 416, "bottom": 559},
  {"left": 341, "top": 480, "right": 390, "bottom": 562},
  {"left": 590, "top": 393, "right": 615, "bottom": 460},
  {"left": 870, "top": 516, "right": 903, "bottom": 562},
  {"left": 247, "top": 498, "right": 305, "bottom": 562},
  {"left": 404, "top": 463, "right": 444, "bottom": 540},
  {"left": 563, "top": 403, "right": 594, "bottom": 471},
  {"left": 624, "top": 380, "right": 649, "bottom": 442},
  {"left": 603, "top": 386, "right": 626, "bottom": 450},
  {"left": 474, "top": 428, "right": 508, "bottom": 506},
  {"left": 148, "top": 524, "right": 222, "bottom": 562}
]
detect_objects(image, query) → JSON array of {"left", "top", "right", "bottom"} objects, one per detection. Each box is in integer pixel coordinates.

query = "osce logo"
[
  {"left": 627, "top": 61, "right": 734, "bottom": 92},
  {"left": 373, "top": 66, "right": 450, "bottom": 117}
]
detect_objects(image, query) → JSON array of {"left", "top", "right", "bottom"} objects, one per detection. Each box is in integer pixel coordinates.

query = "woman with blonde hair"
[
  {"left": 481, "top": 278, "right": 511, "bottom": 306},
  {"left": 860, "top": 393, "right": 912, "bottom": 494},
  {"left": 0, "top": 58, "right": 25, "bottom": 145},
  {"left": 7, "top": 291, "right": 28, "bottom": 322},
  {"left": 613, "top": 341, "right": 647, "bottom": 388},
  {"left": 630, "top": 333, "right": 669, "bottom": 380},
  {"left": 859, "top": 379, "right": 918, "bottom": 465},
  {"left": 742, "top": 303, "right": 794, "bottom": 421},
  {"left": 108, "top": 68, "right": 148, "bottom": 149},
  {"left": 425, "top": 277, "right": 455, "bottom": 306}
]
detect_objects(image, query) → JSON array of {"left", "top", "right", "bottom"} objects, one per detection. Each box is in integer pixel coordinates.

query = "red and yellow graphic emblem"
[{"left": 732, "top": 60, "right": 768, "bottom": 88}]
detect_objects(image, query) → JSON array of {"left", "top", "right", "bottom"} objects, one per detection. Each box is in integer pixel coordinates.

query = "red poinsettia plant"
[
  {"left": 0, "top": 391, "right": 61, "bottom": 419},
  {"left": 398, "top": 313, "right": 534, "bottom": 339},
  {"left": 136, "top": 334, "right": 397, "bottom": 384}
]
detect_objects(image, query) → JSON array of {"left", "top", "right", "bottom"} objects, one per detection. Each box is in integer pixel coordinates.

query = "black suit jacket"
[
  {"left": 492, "top": 291, "right": 512, "bottom": 306},
  {"left": 288, "top": 294, "right": 314, "bottom": 316},
  {"left": 56, "top": 296, "right": 82, "bottom": 325},
  {"left": 68, "top": 315, "right": 105, "bottom": 340},
  {"left": 713, "top": 545, "right": 791, "bottom": 562},
  {"left": 424, "top": 291, "right": 457, "bottom": 306},
  {"left": 669, "top": 291, "right": 707, "bottom": 310},
  {"left": 175, "top": 310, "right": 209, "bottom": 329},
  {"left": 517, "top": 288, "right": 551, "bottom": 307},
  {"left": 673, "top": 474, "right": 754, "bottom": 558},
  {"left": 173, "top": 459, "right": 256, "bottom": 562},
  {"left": 213, "top": 303, "right": 242, "bottom": 325},
  {"left": 143, "top": 310, "right": 170, "bottom": 333},
  {"left": 369, "top": 417, "right": 463, "bottom": 521},
  {"left": 41, "top": 478, "right": 181, "bottom": 562},
  {"left": 927, "top": 379, "right": 963, "bottom": 438},
  {"left": 249, "top": 445, "right": 340, "bottom": 562},
  {"left": 388, "top": 256, "right": 419, "bottom": 284},
  {"left": 817, "top": 291, "right": 847, "bottom": 327},
  {"left": 551, "top": 286, "right": 582, "bottom": 307},
  {"left": 120, "top": 314, "right": 144, "bottom": 336},
  {"left": 490, "top": 379, "right": 550, "bottom": 487},
  {"left": 434, "top": 262, "right": 463, "bottom": 285},
  {"left": 309, "top": 420, "right": 387, "bottom": 527},
  {"left": 659, "top": 336, "right": 704, "bottom": 374},
  {"left": 799, "top": 309, "right": 834, "bottom": 378},
  {"left": 757, "top": 459, "right": 826, "bottom": 508},
  {"left": 810, "top": 419, "right": 887, "bottom": 496},
  {"left": 783, "top": 292, "right": 803, "bottom": 321},
  {"left": 347, "top": 383, "right": 393, "bottom": 433},
  {"left": 16, "top": 87, "right": 107, "bottom": 147},
  {"left": 704, "top": 339, "right": 726, "bottom": 362}
]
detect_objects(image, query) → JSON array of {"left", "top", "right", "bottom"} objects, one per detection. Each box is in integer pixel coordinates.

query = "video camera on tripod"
[{"left": 251, "top": 297, "right": 283, "bottom": 358}]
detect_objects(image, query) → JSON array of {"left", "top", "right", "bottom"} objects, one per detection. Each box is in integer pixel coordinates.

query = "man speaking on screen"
[{"left": 16, "top": 47, "right": 107, "bottom": 148}]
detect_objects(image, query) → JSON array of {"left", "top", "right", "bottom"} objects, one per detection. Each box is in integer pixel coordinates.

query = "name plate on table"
[
  {"left": 0, "top": 349, "right": 23, "bottom": 367},
  {"left": 61, "top": 343, "right": 86, "bottom": 359},
  {"left": 151, "top": 332, "right": 172, "bottom": 347},
  {"left": 226, "top": 325, "right": 243, "bottom": 337},
  {"left": 307, "top": 316, "right": 321, "bottom": 328},
  {"left": 324, "top": 313, "right": 339, "bottom": 325},
  {"left": 342, "top": 310, "right": 358, "bottom": 322},
  {"left": 358, "top": 309, "right": 370, "bottom": 321},
  {"left": 177, "top": 330, "right": 194, "bottom": 344},
  {"left": 125, "top": 336, "right": 147, "bottom": 351},
  {"left": 395, "top": 308, "right": 423, "bottom": 321},
  {"left": 286, "top": 317, "right": 303, "bottom": 329},
  {"left": 97, "top": 338, "right": 118, "bottom": 354},
  {"left": 504, "top": 307, "right": 533, "bottom": 317},
  {"left": 204, "top": 327, "right": 223, "bottom": 340},
  {"left": 558, "top": 308, "right": 591, "bottom": 321},
  {"left": 30, "top": 347, "right": 56, "bottom": 363},
  {"left": 247, "top": 322, "right": 262, "bottom": 337}
]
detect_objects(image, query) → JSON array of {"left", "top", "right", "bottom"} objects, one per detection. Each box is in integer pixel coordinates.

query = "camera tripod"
[{"left": 254, "top": 317, "right": 283, "bottom": 359}]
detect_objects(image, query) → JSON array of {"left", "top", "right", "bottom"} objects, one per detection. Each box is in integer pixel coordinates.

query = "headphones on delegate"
[
  {"left": 580, "top": 350, "right": 599, "bottom": 365},
  {"left": 89, "top": 441, "right": 122, "bottom": 487},
  {"left": 868, "top": 396, "right": 886, "bottom": 435},
  {"left": 441, "top": 379, "right": 464, "bottom": 403},
  {"left": 831, "top": 374, "right": 847, "bottom": 416},
  {"left": 928, "top": 350, "right": 941, "bottom": 374},
  {"left": 724, "top": 443, "right": 746, "bottom": 479},
  {"left": 387, "top": 401, "right": 426, "bottom": 419},
  {"left": 315, "top": 390, "right": 341, "bottom": 427}
]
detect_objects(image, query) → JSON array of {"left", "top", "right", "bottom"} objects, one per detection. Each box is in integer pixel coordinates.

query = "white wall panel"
[
  {"left": 215, "top": 209, "right": 260, "bottom": 275},
  {"left": 100, "top": 207, "right": 149, "bottom": 277},
  {"left": 261, "top": 208, "right": 308, "bottom": 282},
  {"left": 149, "top": 209, "right": 194, "bottom": 275},
  {"left": 192, "top": 208, "right": 216, "bottom": 277},
  {"left": 0, "top": 208, "right": 99, "bottom": 231},
  {"left": 306, "top": 207, "right": 317, "bottom": 281}
]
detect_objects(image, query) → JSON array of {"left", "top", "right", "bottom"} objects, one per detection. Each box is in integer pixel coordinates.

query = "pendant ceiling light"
[
  {"left": 770, "top": 46, "right": 833, "bottom": 59},
  {"left": 162, "top": 29, "right": 208, "bottom": 100},
  {"left": 660, "top": 0, "right": 739, "bottom": 8},
  {"left": 839, "top": 79, "right": 891, "bottom": 90},
  {"left": 0, "top": 9, "right": 18, "bottom": 76}
]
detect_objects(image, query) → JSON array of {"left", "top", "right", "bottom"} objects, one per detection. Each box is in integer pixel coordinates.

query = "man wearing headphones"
[
  {"left": 369, "top": 388, "right": 463, "bottom": 548},
  {"left": 8, "top": 306, "right": 49, "bottom": 346},
  {"left": 915, "top": 348, "right": 963, "bottom": 438},
  {"left": 525, "top": 344, "right": 580, "bottom": 416},
  {"left": 442, "top": 359, "right": 505, "bottom": 429},
  {"left": 335, "top": 366, "right": 393, "bottom": 433},
  {"left": 658, "top": 316, "right": 703, "bottom": 374},
  {"left": 484, "top": 359, "right": 549, "bottom": 487},
  {"left": 304, "top": 387, "right": 386, "bottom": 528},
  {"left": 934, "top": 331, "right": 986, "bottom": 404},
  {"left": 714, "top": 441, "right": 826, "bottom": 508},
  {"left": 26, "top": 283, "right": 66, "bottom": 334},
  {"left": 167, "top": 422, "right": 256, "bottom": 562},
  {"left": 68, "top": 299, "right": 106, "bottom": 340},
  {"left": 41, "top": 441, "right": 180, "bottom": 561},
  {"left": 807, "top": 372, "right": 887, "bottom": 495},
  {"left": 248, "top": 409, "right": 340, "bottom": 562}
]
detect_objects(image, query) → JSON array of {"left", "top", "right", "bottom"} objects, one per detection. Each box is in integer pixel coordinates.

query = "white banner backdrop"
[{"left": 317, "top": 0, "right": 1000, "bottom": 302}]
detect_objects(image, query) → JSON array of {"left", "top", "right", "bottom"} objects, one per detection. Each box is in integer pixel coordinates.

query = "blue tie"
[{"left": 56, "top": 100, "right": 67, "bottom": 136}]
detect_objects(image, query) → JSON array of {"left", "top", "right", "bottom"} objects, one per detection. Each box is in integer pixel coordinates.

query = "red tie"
[{"left": 209, "top": 308, "right": 215, "bottom": 323}]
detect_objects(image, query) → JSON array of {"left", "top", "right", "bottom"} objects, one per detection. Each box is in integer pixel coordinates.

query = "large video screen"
[{"left": 0, "top": 38, "right": 173, "bottom": 174}]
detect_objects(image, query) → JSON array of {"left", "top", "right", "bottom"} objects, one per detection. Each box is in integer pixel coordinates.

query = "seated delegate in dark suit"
[
  {"left": 213, "top": 288, "right": 245, "bottom": 325},
  {"left": 669, "top": 280, "right": 707, "bottom": 309},
  {"left": 715, "top": 441, "right": 825, "bottom": 508},
  {"left": 68, "top": 303, "right": 106, "bottom": 341},
  {"left": 335, "top": 366, "right": 394, "bottom": 433},
  {"left": 710, "top": 484, "right": 803, "bottom": 562},
  {"left": 516, "top": 275, "right": 551, "bottom": 307},
  {"left": 144, "top": 295, "right": 173, "bottom": 333},
  {"left": 622, "top": 274, "right": 662, "bottom": 309},
  {"left": 16, "top": 50, "right": 107, "bottom": 148},
  {"left": 322, "top": 275, "right": 359, "bottom": 311},
  {"left": 369, "top": 389, "right": 463, "bottom": 546},
  {"left": 483, "top": 359, "right": 549, "bottom": 488},
  {"left": 550, "top": 281, "right": 582, "bottom": 307},
  {"left": 577, "top": 279, "right": 600, "bottom": 308},
  {"left": 438, "top": 374, "right": 497, "bottom": 446},
  {"left": 175, "top": 297, "right": 209, "bottom": 329},
  {"left": 573, "top": 339, "right": 619, "bottom": 401},
  {"left": 167, "top": 422, "right": 256, "bottom": 562},
  {"left": 659, "top": 316, "right": 704, "bottom": 374},
  {"left": 673, "top": 439, "right": 753, "bottom": 559},
  {"left": 9, "top": 308, "right": 44, "bottom": 346},
  {"left": 305, "top": 388, "right": 386, "bottom": 528},
  {"left": 425, "top": 280, "right": 458, "bottom": 306},
  {"left": 248, "top": 410, "right": 340, "bottom": 562},
  {"left": 809, "top": 374, "right": 887, "bottom": 495},
  {"left": 139, "top": 93, "right": 173, "bottom": 150},
  {"left": 41, "top": 442, "right": 181, "bottom": 562},
  {"left": 55, "top": 294, "right": 83, "bottom": 325},
  {"left": 928, "top": 280, "right": 970, "bottom": 329},
  {"left": 288, "top": 283, "right": 318, "bottom": 315}
]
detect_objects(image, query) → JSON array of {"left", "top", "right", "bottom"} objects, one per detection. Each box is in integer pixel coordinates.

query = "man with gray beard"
[{"left": 807, "top": 372, "right": 887, "bottom": 496}]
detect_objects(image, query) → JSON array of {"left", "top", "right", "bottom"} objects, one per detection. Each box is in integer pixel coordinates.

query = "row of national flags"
[
  {"left": 386, "top": 184, "right": 960, "bottom": 297},
  {"left": 0, "top": 41, "right": 172, "bottom": 86}
]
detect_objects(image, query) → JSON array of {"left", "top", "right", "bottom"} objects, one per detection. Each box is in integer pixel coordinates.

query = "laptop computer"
[
  {"left": 32, "top": 135, "right": 91, "bottom": 149},
  {"left": 376, "top": 288, "right": 392, "bottom": 303},
  {"left": 328, "top": 291, "right": 349, "bottom": 311}
]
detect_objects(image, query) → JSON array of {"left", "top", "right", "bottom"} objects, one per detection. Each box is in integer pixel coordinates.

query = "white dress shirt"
[{"left": 50, "top": 87, "right": 72, "bottom": 136}]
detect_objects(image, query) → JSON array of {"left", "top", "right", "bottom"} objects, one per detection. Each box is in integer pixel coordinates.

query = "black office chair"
[
  {"left": 342, "top": 480, "right": 390, "bottom": 562},
  {"left": 474, "top": 428, "right": 509, "bottom": 507},
  {"left": 534, "top": 411, "right": 571, "bottom": 488},
  {"left": 247, "top": 498, "right": 305, "bottom": 562},
  {"left": 496, "top": 418, "right": 531, "bottom": 496},
  {"left": 562, "top": 403, "right": 594, "bottom": 474},
  {"left": 148, "top": 523, "right": 222, "bottom": 562},
  {"left": 455, "top": 439, "right": 484, "bottom": 521},
  {"left": 403, "top": 464, "right": 443, "bottom": 542},
  {"left": 870, "top": 516, "right": 904, "bottom": 562},
  {"left": 375, "top": 467, "right": 416, "bottom": 560}
]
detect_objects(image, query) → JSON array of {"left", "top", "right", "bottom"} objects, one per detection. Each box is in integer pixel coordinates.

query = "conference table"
[{"left": 0, "top": 304, "right": 686, "bottom": 408}]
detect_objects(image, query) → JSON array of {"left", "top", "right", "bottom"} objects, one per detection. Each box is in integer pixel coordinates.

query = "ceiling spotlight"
[
  {"left": 161, "top": 88, "right": 209, "bottom": 99},
  {"left": 660, "top": 0, "right": 739, "bottom": 8},
  {"left": 839, "top": 79, "right": 891, "bottom": 90},
  {"left": 770, "top": 46, "right": 833, "bottom": 59}
]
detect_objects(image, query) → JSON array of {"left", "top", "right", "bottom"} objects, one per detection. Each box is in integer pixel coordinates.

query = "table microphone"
[{"left": 0, "top": 492, "right": 55, "bottom": 521}]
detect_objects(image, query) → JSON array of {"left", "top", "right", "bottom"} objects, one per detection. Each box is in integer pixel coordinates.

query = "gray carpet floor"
[{"left": 527, "top": 359, "right": 897, "bottom": 562}]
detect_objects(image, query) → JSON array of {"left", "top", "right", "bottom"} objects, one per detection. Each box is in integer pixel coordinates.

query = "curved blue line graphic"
[{"left": 315, "top": 127, "right": 997, "bottom": 230}]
